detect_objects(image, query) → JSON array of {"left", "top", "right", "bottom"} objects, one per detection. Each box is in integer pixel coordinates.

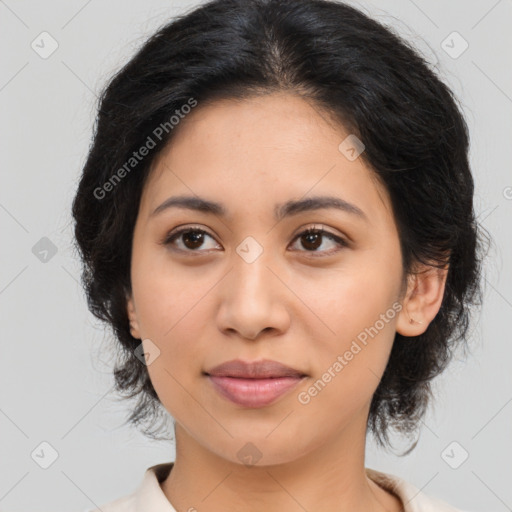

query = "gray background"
[{"left": 1, "top": 0, "right": 511, "bottom": 511}]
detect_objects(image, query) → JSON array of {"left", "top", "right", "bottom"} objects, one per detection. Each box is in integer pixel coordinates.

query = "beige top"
[{"left": 89, "top": 463, "right": 469, "bottom": 512}]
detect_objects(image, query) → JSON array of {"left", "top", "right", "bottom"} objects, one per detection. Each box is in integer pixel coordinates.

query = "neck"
[{"left": 160, "top": 417, "right": 402, "bottom": 512}]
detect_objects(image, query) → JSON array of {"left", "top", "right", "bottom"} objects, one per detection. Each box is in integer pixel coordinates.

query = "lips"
[
  {"left": 205, "top": 359, "right": 306, "bottom": 379},
  {"left": 204, "top": 359, "right": 307, "bottom": 408}
]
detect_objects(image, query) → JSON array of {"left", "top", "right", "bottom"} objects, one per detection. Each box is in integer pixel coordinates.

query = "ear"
[
  {"left": 396, "top": 263, "right": 449, "bottom": 337},
  {"left": 126, "top": 294, "right": 142, "bottom": 339}
]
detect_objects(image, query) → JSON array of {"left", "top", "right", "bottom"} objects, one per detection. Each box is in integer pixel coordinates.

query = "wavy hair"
[{"left": 71, "top": 0, "right": 490, "bottom": 453}]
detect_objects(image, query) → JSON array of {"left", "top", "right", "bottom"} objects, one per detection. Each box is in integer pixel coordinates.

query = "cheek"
[
  {"left": 293, "top": 262, "right": 400, "bottom": 404},
  {"left": 131, "top": 246, "right": 212, "bottom": 336},
  {"left": 141, "top": 310, "right": 206, "bottom": 420},
  {"left": 295, "top": 257, "right": 401, "bottom": 338},
  {"left": 296, "top": 314, "right": 397, "bottom": 426},
  {"left": 130, "top": 254, "right": 212, "bottom": 402}
]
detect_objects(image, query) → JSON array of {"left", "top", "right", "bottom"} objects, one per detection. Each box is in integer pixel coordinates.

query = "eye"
[
  {"left": 162, "top": 226, "right": 220, "bottom": 254},
  {"left": 289, "top": 226, "right": 348, "bottom": 257},
  {"left": 162, "top": 224, "right": 348, "bottom": 256}
]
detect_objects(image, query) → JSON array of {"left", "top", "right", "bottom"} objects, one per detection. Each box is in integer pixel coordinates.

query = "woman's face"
[{"left": 127, "top": 92, "right": 411, "bottom": 465}]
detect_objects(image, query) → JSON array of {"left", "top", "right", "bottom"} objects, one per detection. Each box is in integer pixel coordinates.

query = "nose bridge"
[
  {"left": 215, "top": 227, "right": 292, "bottom": 340},
  {"left": 220, "top": 231, "right": 288, "bottom": 323},
  {"left": 231, "top": 234, "right": 275, "bottom": 296}
]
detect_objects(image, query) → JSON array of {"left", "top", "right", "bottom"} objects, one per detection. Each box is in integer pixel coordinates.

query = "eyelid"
[
  {"left": 161, "top": 224, "right": 220, "bottom": 251},
  {"left": 162, "top": 223, "right": 349, "bottom": 255},
  {"left": 166, "top": 224, "right": 214, "bottom": 238},
  {"left": 292, "top": 223, "right": 340, "bottom": 239},
  {"left": 290, "top": 224, "right": 349, "bottom": 256}
]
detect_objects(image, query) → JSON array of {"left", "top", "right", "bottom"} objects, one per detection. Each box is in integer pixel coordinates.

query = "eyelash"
[{"left": 161, "top": 225, "right": 348, "bottom": 257}]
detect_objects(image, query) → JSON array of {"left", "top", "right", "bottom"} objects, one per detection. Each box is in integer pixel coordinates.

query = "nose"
[{"left": 216, "top": 247, "right": 290, "bottom": 341}]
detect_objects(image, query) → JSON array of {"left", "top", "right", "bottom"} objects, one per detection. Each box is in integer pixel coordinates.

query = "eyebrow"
[{"left": 150, "top": 194, "right": 368, "bottom": 222}]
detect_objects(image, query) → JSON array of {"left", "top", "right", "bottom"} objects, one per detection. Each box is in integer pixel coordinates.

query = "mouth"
[{"left": 203, "top": 359, "right": 308, "bottom": 408}]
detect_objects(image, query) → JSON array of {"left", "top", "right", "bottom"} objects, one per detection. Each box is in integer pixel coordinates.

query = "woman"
[{"left": 72, "top": 0, "right": 487, "bottom": 510}]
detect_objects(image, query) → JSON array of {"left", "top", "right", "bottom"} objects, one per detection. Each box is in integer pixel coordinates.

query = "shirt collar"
[
  {"left": 132, "top": 462, "right": 458, "bottom": 512},
  {"left": 134, "top": 463, "right": 177, "bottom": 512}
]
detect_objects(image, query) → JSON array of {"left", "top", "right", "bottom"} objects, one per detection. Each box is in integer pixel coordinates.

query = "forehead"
[
  {"left": 166, "top": 92, "right": 345, "bottom": 158},
  {"left": 140, "top": 93, "right": 393, "bottom": 224}
]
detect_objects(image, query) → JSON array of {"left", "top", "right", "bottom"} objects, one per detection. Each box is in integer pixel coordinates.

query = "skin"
[{"left": 126, "top": 92, "right": 448, "bottom": 512}]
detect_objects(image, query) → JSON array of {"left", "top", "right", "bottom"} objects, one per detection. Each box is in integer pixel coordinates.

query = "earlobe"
[
  {"left": 126, "top": 295, "right": 141, "bottom": 339},
  {"left": 396, "top": 264, "right": 449, "bottom": 337}
]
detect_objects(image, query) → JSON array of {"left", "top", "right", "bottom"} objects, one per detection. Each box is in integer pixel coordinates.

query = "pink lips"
[{"left": 205, "top": 359, "right": 307, "bottom": 408}]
